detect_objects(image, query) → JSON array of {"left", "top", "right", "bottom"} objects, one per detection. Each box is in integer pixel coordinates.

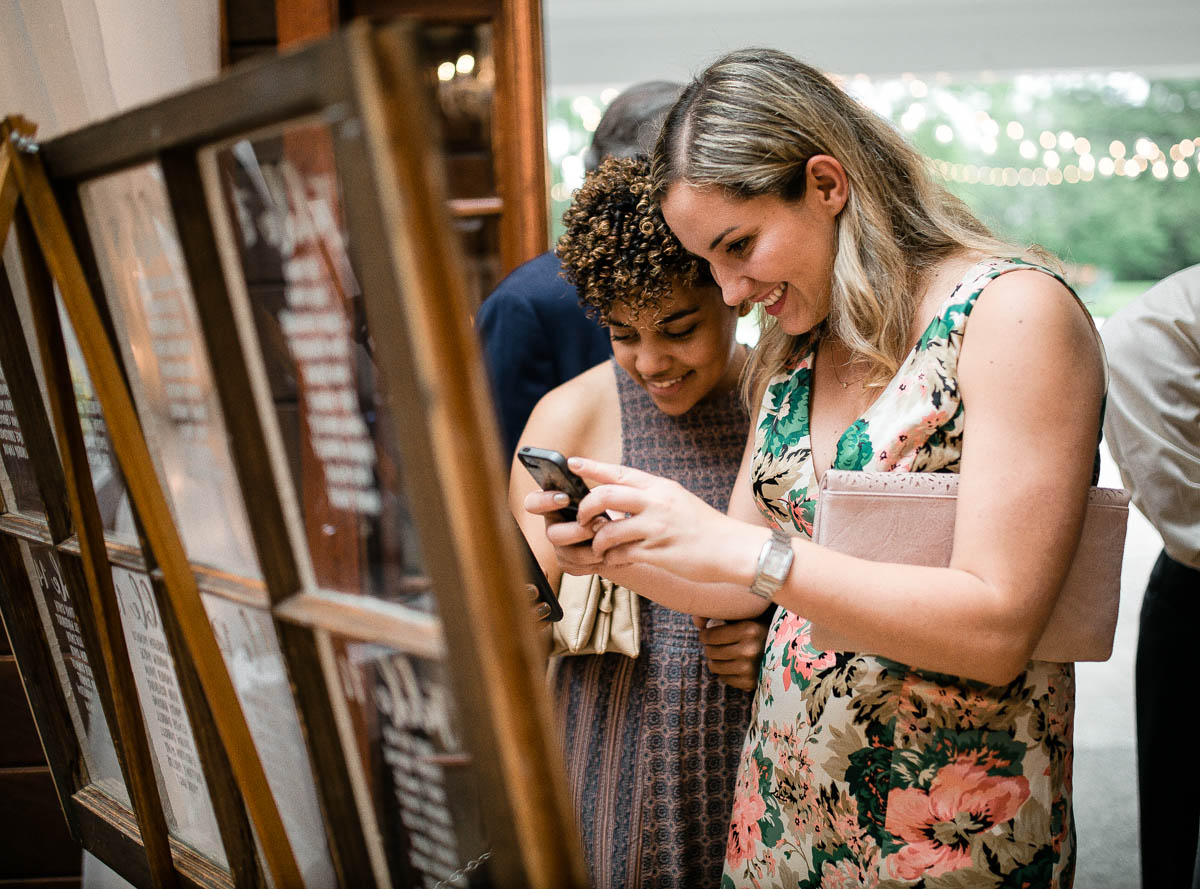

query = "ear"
[{"left": 805, "top": 155, "right": 849, "bottom": 215}]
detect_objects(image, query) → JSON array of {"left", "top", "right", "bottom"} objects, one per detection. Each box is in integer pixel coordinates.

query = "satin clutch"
[
  {"left": 550, "top": 573, "right": 641, "bottom": 658},
  {"left": 810, "top": 470, "right": 1130, "bottom": 663}
]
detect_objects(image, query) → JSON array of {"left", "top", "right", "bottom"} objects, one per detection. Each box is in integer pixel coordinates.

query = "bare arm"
[{"left": 564, "top": 272, "right": 1105, "bottom": 684}]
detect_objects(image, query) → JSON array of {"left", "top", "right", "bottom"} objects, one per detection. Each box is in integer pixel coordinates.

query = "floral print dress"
[{"left": 723, "top": 259, "right": 1077, "bottom": 889}]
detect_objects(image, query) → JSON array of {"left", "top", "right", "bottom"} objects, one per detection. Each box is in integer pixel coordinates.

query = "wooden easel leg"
[
  {"left": 1, "top": 116, "right": 304, "bottom": 889},
  {"left": 2, "top": 114, "right": 181, "bottom": 889},
  {"left": 1, "top": 142, "right": 22, "bottom": 253}
]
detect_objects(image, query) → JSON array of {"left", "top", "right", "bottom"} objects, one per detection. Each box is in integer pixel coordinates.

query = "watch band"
[{"left": 749, "top": 527, "right": 794, "bottom": 600}]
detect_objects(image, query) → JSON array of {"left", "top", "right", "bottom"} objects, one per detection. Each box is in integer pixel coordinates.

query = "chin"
[
  {"left": 652, "top": 395, "right": 699, "bottom": 416},
  {"left": 779, "top": 309, "right": 826, "bottom": 337}
]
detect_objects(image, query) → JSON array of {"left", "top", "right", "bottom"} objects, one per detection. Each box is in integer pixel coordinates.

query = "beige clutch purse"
[
  {"left": 810, "top": 470, "right": 1130, "bottom": 663},
  {"left": 551, "top": 573, "right": 641, "bottom": 658}
]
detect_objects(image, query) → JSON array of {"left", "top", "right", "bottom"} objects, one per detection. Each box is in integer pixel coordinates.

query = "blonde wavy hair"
[{"left": 651, "top": 48, "right": 1049, "bottom": 403}]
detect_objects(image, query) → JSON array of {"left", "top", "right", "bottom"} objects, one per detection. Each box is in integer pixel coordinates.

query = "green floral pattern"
[{"left": 729, "top": 259, "right": 1077, "bottom": 887}]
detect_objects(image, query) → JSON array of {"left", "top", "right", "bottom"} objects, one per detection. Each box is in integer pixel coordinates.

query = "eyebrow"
[
  {"left": 608, "top": 307, "right": 700, "bottom": 329},
  {"left": 709, "top": 226, "right": 739, "bottom": 250},
  {"left": 657, "top": 307, "right": 699, "bottom": 325}
]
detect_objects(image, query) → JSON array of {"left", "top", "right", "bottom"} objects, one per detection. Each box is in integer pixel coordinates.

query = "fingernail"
[
  {"left": 552, "top": 492, "right": 569, "bottom": 504},
  {"left": 567, "top": 456, "right": 583, "bottom": 469}
]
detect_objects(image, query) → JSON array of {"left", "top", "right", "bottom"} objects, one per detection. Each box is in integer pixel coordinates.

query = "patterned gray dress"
[{"left": 551, "top": 360, "right": 753, "bottom": 888}]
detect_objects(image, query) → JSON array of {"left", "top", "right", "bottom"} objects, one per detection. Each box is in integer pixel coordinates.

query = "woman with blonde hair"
[{"left": 525, "top": 49, "right": 1103, "bottom": 887}]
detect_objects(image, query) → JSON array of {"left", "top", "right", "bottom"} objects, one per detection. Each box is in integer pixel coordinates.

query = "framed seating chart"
[{"left": 0, "top": 21, "right": 583, "bottom": 889}]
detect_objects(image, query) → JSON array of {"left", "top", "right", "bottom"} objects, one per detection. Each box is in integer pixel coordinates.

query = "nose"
[
  {"left": 634, "top": 342, "right": 672, "bottom": 378},
  {"left": 710, "top": 261, "right": 755, "bottom": 307}
]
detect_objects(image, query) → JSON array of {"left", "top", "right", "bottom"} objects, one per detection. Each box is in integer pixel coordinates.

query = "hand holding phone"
[
  {"left": 511, "top": 515, "right": 563, "bottom": 622},
  {"left": 517, "top": 446, "right": 592, "bottom": 522}
]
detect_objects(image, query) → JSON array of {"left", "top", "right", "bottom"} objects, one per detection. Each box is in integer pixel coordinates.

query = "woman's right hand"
[
  {"left": 522, "top": 489, "right": 609, "bottom": 576},
  {"left": 565, "top": 458, "right": 762, "bottom": 585}
]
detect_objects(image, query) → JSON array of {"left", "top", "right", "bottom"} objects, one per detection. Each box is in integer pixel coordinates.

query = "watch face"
[{"left": 763, "top": 546, "right": 792, "bottom": 580}]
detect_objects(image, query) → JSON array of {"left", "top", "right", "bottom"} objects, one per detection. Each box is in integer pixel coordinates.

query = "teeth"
[
  {"left": 760, "top": 284, "right": 785, "bottom": 307},
  {"left": 647, "top": 375, "right": 685, "bottom": 390}
]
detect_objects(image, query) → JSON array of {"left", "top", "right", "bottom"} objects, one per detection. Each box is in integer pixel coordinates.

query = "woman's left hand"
[
  {"left": 693, "top": 616, "right": 770, "bottom": 691},
  {"left": 561, "top": 457, "right": 755, "bottom": 583}
]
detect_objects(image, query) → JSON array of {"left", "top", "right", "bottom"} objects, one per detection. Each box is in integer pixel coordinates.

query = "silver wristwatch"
[{"left": 749, "top": 527, "right": 793, "bottom": 600}]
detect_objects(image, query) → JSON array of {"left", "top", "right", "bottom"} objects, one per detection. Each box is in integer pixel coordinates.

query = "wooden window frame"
[{"left": 1, "top": 21, "right": 581, "bottom": 889}]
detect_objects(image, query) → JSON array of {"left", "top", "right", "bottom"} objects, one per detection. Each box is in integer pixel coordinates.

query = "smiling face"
[
  {"left": 607, "top": 281, "right": 744, "bottom": 416},
  {"left": 659, "top": 158, "right": 848, "bottom": 338}
]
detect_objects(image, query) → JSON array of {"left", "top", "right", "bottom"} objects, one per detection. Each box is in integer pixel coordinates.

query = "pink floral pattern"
[
  {"left": 726, "top": 260, "right": 1077, "bottom": 888},
  {"left": 884, "top": 762, "right": 1030, "bottom": 879}
]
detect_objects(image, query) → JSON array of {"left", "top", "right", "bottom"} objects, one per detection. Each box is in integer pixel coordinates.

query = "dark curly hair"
[{"left": 556, "top": 156, "right": 713, "bottom": 323}]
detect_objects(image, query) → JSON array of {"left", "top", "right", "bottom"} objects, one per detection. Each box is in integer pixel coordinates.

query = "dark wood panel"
[
  {"left": 0, "top": 534, "right": 84, "bottom": 838},
  {"left": 0, "top": 655, "right": 45, "bottom": 765},
  {"left": 226, "top": 0, "right": 277, "bottom": 45},
  {"left": 0, "top": 768, "right": 81, "bottom": 878},
  {"left": 351, "top": 0, "right": 498, "bottom": 20}
]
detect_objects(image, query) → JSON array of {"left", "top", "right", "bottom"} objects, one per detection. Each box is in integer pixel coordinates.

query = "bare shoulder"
[
  {"left": 970, "top": 267, "right": 1093, "bottom": 333},
  {"left": 963, "top": 268, "right": 1103, "bottom": 384},
  {"left": 519, "top": 360, "right": 618, "bottom": 457}
]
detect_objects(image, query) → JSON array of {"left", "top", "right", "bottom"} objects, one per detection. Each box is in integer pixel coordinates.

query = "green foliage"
[{"left": 901, "top": 76, "right": 1200, "bottom": 286}]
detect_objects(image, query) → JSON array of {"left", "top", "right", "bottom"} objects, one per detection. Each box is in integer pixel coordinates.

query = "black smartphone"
[
  {"left": 516, "top": 446, "right": 592, "bottom": 522},
  {"left": 511, "top": 516, "right": 563, "bottom": 622}
]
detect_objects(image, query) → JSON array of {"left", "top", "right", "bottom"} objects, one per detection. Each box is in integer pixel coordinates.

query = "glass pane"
[
  {"left": 203, "top": 593, "right": 334, "bottom": 887},
  {"left": 56, "top": 297, "right": 136, "bottom": 542},
  {"left": 0, "top": 360, "right": 46, "bottom": 516},
  {"left": 110, "top": 565, "right": 227, "bottom": 867},
  {"left": 329, "top": 637, "right": 490, "bottom": 889},
  {"left": 201, "top": 121, "right": 432, "bottom": 606},
  {"left": 20, "top": 540, "right": 128, "bottom": 804},
  {"left": 78, "top": 164, "right": 262, "bottom": 581},
  {"left": 2, "top": 227, "right": 56, "bottom": 422}
]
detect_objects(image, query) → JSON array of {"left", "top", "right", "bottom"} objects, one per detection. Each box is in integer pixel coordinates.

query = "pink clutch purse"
[{"left": 810, "top": 470, "right": 1131, "bottom": 663}]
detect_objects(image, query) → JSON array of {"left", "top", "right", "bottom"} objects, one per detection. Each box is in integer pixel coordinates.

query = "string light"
[
  {"left": 930, "top": 132, "right": 1200, "bottom": 187},
  {"left": 830, "top": 71, "right": 1199, "bottom": 189},
  {"left": 933, "top": 132, "right": 1198, "bottom": 187}
]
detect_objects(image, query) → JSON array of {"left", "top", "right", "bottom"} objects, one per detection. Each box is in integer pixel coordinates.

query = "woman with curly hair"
[
  {"left": 526, "top": 50, "right": 1104, "bottom": 887},
  {"left": 509, "top": 155, "right": 763, "bottom": 888}
]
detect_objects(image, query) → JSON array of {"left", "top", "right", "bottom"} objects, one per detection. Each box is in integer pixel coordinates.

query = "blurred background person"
[{"left": 1102, "top": 264, "right": 1200, "bottom": 889}]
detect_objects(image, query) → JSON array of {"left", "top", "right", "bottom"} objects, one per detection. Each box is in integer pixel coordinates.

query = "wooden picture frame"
[{"left": 0, "top": 20, "right": 582, "bottom": 889}]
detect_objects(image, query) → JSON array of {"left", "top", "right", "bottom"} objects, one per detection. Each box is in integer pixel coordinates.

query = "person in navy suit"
[{"left": 477, "top": 81, "right": 682, "bottom": 463}]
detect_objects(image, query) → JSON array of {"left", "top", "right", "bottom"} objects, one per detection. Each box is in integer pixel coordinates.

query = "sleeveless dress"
[
  {"left": 723, "top": 259, "right": 1077, "bottom": 889},
  {"left": 552, "top": 359, "right": 753, "bottom": 889}
]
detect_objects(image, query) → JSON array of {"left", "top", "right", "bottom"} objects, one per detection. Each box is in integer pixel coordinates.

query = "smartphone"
[
  {"left": 511, "top": 515, "right": 563, "bottom": 622},
  {"left": 516, "top": 446, "right": 592, "bottom": 522}
]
